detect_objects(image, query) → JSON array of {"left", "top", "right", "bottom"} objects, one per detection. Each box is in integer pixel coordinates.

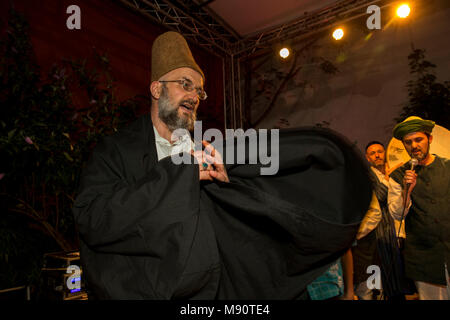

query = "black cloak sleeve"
[
  {"left": 201, "top": 127, "right": 372, "bottom": 299},
  {"left": 72, "top": 116, "right": 218, "bottom": 299}
]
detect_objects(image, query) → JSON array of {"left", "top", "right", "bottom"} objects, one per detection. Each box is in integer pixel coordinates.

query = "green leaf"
[
  {"left": 63, "top": 152, "right": 73, "bottom": 162},
  {"left": 8, "top": 128, "right": 16, "bottom": 140}
]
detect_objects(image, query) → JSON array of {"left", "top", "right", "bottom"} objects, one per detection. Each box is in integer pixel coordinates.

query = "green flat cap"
[
  {"left": 151, "top": 31, "right": 204, "bottom": 82},
  {"left": 393, "top": 116, "right": 435, "bottom": 140}
]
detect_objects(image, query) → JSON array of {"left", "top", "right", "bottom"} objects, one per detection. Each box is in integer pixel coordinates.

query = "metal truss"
[
  {"left": 237, "top": 0, "right": 404, "bottom": 58},
  {"left": 222, "top": 54, "right": 243, "bottom": 129},
  {"left": 119, "top": 0, "right": 396, "bottom": 56},
  {"left": 117, "top": 0, "right": 240, "bottom": 56}
]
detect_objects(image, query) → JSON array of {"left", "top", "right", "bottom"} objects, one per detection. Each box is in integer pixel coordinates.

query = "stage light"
[
  {"left": 279, "top": 47, "right": 290, "bottom": 59},
  {"left": 396, "top": 4, "right": 410, "bottom": 18},
  {"left": 332, "top": 28, "right": 344, "bottom": 40}
]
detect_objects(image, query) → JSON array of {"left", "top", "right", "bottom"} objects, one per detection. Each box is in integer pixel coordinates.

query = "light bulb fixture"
[
  {"left": 279, "top": 47, "right": 290, "bottom": 59},
  {"left": 396, "top": 4, "right": 411, "bottom": 18},
  {"left": 332, "top": 28, "right": 344, "bottom": 40}
]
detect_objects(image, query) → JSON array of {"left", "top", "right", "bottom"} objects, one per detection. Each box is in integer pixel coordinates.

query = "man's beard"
[
  {"left": 409, "top": 142, "right": 430, "bottom": 162},
  {"left": 158, "top": 84, "right": 196, "bottom": 132},
  {"left": 374, "top": 162, "right": 385, "bottom": 173}
]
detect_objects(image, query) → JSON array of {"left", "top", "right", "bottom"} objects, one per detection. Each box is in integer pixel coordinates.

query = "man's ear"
[
  {"left": 150, "top": 81, "right": 161, "bottom": 99},
  {"left": 429, "top": 134, "right": 433, "bottom": 144}
]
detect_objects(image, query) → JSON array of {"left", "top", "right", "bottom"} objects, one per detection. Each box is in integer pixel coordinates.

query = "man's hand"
[
  {"left": 402, "top": 169, "right": 417, "bottom": 209},
  {"left": 191, "top": 140, "right": 229, "bottom": 183},
  {"left": 203, "top": 140, "right": 229, "bottom": 183},
  {"left": 403, "top": 169, "right": 417, "bottom": 195}
]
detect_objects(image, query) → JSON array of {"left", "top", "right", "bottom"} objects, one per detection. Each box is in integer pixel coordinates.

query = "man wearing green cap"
[{"left": 388, "top": 116, "right": 449, "bottom": 300}]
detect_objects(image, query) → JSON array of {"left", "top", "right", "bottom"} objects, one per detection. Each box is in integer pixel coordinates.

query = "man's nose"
[{"left": 187, "top": 91, "right": 199, "bottom": 104}]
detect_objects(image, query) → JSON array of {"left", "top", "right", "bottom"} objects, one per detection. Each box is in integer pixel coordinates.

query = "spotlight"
[
  {"left": 332, "top": 28, "right": 344, "bottom": 40},
  {"left": 396, "top": 4, "right": 410, "bottom": 18},
  {"left": 279, "top": 47, "right": 290, "bottom": 59}
]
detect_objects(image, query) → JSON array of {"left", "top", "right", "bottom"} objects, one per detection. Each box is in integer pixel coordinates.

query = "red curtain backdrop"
[{"left": 0, "top": 0, "right": 224, "bottom": 131}]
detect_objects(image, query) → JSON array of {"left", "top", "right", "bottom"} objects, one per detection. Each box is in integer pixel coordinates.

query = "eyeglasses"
[{"left": 159, "top": 79, "right": 207, "bottom": 100}]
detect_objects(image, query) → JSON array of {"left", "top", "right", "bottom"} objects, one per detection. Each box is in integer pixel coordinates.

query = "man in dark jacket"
[
  {"left": 73, "top": 31, "right": 230, "bottom": 299},
  {"left": 388, "top": 116, "right": 449, "bottom": 300},
  {"left": 73, "top": 31, "right": 373, "bottom": 299}
]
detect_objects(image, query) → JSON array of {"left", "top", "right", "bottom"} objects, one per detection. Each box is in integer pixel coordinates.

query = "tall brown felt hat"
[{"left": 151, "top": 31, "right": 205, "bottom": 82}]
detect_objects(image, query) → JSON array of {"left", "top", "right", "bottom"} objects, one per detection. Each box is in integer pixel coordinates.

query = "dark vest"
[{"left": 390, "top": 156, "right": 450, "bottom": 285}]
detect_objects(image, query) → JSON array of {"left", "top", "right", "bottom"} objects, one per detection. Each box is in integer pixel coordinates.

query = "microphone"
[
  {"left": 410, "top": 158, "right": 418, "bottom": 171},
  {"left": 399, "top": 157, "right": 420, "bottom": 238},
  {"left": 405, "top": 157, "right": 419, "bottom": 194}
]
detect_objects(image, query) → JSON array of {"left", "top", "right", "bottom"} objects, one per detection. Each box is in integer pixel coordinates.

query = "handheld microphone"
[
  {"left": 398, "top": 157, "right": 419, "bottom": 238},
  {"left": 410, "top": 158, "right": 418, "bottom": 171},
  {"left": 403, "top": 157, "right": 419, "bottom": 200},
  {"left": 406, "top": 158, "right": 418, "bottom": 190}
]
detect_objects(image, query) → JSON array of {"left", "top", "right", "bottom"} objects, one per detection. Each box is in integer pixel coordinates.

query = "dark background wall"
[{"left": 0, "top": 0, "right": 224, "bottom": 131}]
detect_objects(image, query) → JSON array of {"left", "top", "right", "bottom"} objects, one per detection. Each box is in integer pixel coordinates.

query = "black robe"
[
  {"left": 72, "top": 114, "right": 372, "bottom": 299},
  {"left": 352, "top": 170, "right": 405, "bottom": 299}
]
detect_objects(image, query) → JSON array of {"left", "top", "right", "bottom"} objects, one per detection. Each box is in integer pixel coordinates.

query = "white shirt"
[
  {"left": 356, "top": 191, "right": 382, "bottom": 240},
  {"left": 153, "top": 126, "right": 194, "bottom": 161},
  {"left": 371, "top": 166, "right": 389, "bottom": 188},
  {"left": 357, "top": 166, "right": 406, "bottom": 239},
  {"left": 383, "top": 167, "right": 408, "bottom": 238},
  {"left": 388, "top": 177, "right": 412, "bottom": 221}
]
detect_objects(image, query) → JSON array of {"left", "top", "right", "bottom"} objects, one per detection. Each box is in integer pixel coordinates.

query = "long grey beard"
[{"left": 158, "top": 86, "right": 196, "bottom": 132}]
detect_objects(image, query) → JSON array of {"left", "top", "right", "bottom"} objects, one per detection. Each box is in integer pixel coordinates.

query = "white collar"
[
  {"left": 371, "top": 166, "right": 389, "bottom": 186},
  {"left": 153, "top": 126, "right": 191, "bottom": 146}
]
